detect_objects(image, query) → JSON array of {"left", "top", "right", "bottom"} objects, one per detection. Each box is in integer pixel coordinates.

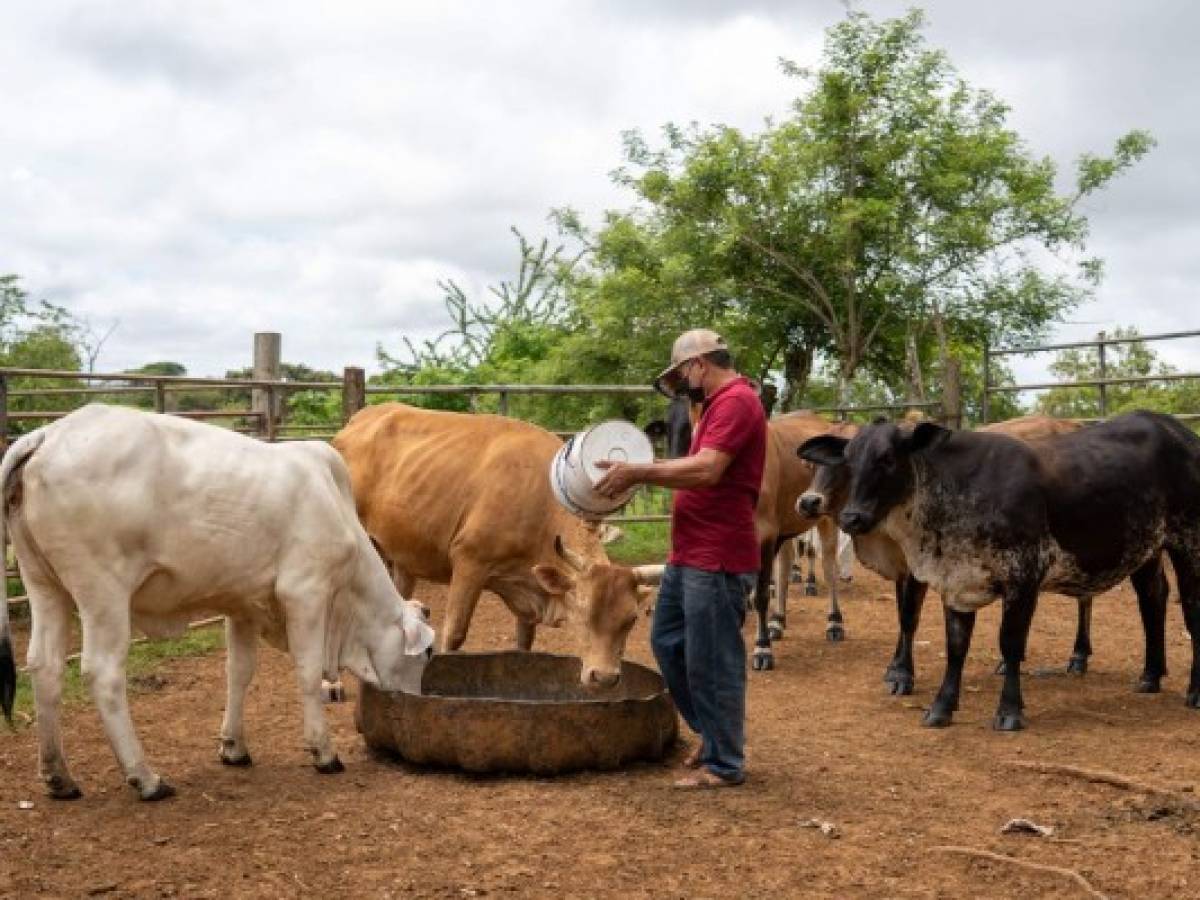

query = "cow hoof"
[
  {"left": 887, "top": 675, "right": 914, "bottom": 696},
  {"left": 45, "top": 775, "right": 83, "bottom": 801},
  {"left": 992, "top": 712, "right": 1026, "bottom": 732},
  {"left": 767, "top": 623, "right": 784, "bottom": 642},
  {"left": 220, "top": 751, "right": 253, "bottom": 768},
  {"left": 994, "top": 660, "right": 1008, "bottom": 676},
  {"left": 1066, "top": 655, "right": 1088, "bottom": 676},
  {"left": 138, "top": 779, "right": 177, "bottom": 802},
  {"left": 1135, "top": 676, "right": 1162, "bottom": 694},
  {"left": 1185, "top": 690, "right": 1199, "bottom": 709},
  {"left": 922, "top": 706, "right": 953, "bottom": 728},
  {"left": 315, "top": 756, "right": 345, "bottom": 775},
  {"left": 752, "top": 650, "right": 774, "bottom": 672},
  {"left": 825, "top": 623, "right": 845, "bottom": 642}
]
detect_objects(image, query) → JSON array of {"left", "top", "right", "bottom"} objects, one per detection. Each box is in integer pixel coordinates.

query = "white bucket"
[{"left": 549, "top": 420, "right": 654, "bottom": 520}]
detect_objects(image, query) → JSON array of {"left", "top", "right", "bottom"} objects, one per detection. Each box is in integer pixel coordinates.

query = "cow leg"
[
  {"left": 1133, "top": 556, "right": 1170, "bottom": 693},
  {"left": 995, "top": 584, "right": 1039, "bottom": 731},
  {"left": 1067, "top": 596, "right": 1094, "bottom": 675},
  {"left": 1171, "top": 548, "right": 1200, "bottom": 709},
  {"left": 803, "top": 533, "right": 818, "bottom": 597},
  {"left": 78, "top": 603, "right": 174, "bottom": 800},
  {"left": 25, "top": 579, "right": 82, "bottom": 800},
  {"left": 884, "top": 576, "right": 927, "bottom": 696},
  {"left": 515, "top": 618, "right": 537, "bottom": 651},
  {"left": 750, "top": 539, "right": 781, "bottom": 671},
  {"left": 923, "top": 606, "right": 976, "bottom": 728},
  {"left": 219, "top": 616, "right": 257, "bottom": 767},
  {"left": 817, "top": 519, "right": 844, "bottom": 641},
  {"left": 282, "top": 599, "right": 343, "bottom": 773},
  {"left": 768, "top": 539, "right": 793, "bottom": 641},
  {"left": 440, "top": 560, "right": 489, "bottom": 652}
]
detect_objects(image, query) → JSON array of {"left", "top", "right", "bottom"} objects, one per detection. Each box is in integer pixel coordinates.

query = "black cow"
[
  {"left": 643, "top": 394, "right": 695, "bottom": 460},
  {"left": 798, "top": 411, "right": 1200, "bottom": 731},
  {"left": 798, "top": 416, "right": 1098, "bottom": 696}
]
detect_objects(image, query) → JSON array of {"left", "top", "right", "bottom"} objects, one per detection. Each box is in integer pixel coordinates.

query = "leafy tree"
[
  {"left": 0, "top": 275, "right": 87, "bottom": 433},
  {"left": 582, "top": 9, "right": 1152, "bottom": 407}
]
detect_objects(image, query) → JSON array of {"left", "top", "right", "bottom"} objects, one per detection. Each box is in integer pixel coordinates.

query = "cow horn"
[
  {"left": 554, "top": 535, "right": 588, "bottom": 572},
  {"left": 631, "top": 564, "right": 664, "bottom": 586}
]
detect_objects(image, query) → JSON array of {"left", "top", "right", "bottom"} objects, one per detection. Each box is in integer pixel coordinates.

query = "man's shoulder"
[{"left": 711, "top": 379, "right": 765, "bottom": 418}]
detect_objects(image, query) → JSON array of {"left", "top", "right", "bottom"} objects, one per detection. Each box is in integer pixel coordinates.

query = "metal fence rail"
[{"left": 982, "top": 329, "right": 1200, "bottom": 423}]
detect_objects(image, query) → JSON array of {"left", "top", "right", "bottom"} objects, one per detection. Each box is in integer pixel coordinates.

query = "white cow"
[{"left": 0, "top": 405, "right": 434, "bottom": 802}]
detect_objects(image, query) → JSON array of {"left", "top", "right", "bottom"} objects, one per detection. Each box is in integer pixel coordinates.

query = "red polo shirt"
[{"left": 668, "top": 376, "right": 767, "bottom": 573}]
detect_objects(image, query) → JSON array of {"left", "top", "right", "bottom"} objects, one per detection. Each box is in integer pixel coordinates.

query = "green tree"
[
  {"left": 579, "top": 9, "right": 1152, "bottom": 407},
  {"left": 0, "top": 275, "right": 87, "bottom": 433}
]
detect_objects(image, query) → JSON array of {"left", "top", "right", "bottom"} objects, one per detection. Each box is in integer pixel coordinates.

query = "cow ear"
[
  {"left": 532, "top": 564, "right": 575, "bottom": 596},
  {"left": 907, "top": 422, "right": 951, "bottom": 454},
  {"left": 400, "top": 615, "right": 435, "bottom": 657},
  {"left": 798, "top": 435, "right": 848, "bottom": 467}
]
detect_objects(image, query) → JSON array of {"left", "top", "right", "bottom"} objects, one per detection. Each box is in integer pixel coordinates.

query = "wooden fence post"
[
  {"left": 342, "top": 367, "right": 366, "bottom": 424},
  {"left": 942, "top": 357, "right": 963, "bottom": 429},
  {"left": 252, "top": 332, "right": 281, "bottom": 438},
  {"left": 0, "top": 374, "right": 7, "bottom": 452}
]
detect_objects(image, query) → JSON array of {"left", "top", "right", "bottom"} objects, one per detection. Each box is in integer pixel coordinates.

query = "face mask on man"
[{"left": 677, "top": 359, "right": 706, "bottom": 403}]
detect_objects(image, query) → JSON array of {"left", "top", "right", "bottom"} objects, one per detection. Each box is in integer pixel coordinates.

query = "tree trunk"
[{"left": 779, "top": 342, "right": 814, "bottom": 412}]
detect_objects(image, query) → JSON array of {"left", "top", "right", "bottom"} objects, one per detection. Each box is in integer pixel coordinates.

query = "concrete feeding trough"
[{"left": 356, "top": 651, "right": 679, "bottom": 774}]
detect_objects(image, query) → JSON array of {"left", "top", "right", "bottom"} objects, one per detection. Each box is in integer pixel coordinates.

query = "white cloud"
[{"left": 0, "top": 0, "right": 1195, "bottom": 381}]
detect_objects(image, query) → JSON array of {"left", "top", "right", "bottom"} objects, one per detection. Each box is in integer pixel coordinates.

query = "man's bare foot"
[{"left": 673, "top": 769, "right": 743, "bottom": 789}]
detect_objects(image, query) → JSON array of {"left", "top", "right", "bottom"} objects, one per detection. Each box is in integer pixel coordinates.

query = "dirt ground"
[{"left": 2, "top": 564, "right": 1199, "bottom": 899}]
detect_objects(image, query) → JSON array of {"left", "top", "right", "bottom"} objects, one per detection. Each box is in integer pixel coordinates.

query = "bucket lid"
[{"left": 576, "top": 420, "right": 654, "bottom": 483}]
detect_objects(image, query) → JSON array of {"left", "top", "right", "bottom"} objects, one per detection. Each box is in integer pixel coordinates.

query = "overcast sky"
[{"left": 2, "top": 1, "right": 1197, "bottom": 385}]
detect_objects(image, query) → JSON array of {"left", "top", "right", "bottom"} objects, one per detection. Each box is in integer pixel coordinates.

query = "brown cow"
[
  {"left": 332, "top": 403, "right": 660, "bottom": 687},
  {"left": 799, "top": 415, "right": 1092, "bottom": 695},
  {"left": 748, "top": 412, "right": 858, "bottom": 671}
]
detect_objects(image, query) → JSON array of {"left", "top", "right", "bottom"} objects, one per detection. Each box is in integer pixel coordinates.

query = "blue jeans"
[{"left": 651, "top": 564, "right": 754, "bottom": 782}]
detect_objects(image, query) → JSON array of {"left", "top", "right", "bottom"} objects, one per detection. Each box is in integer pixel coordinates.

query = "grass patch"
[
  {"left": 8, "top": 623, "right": 226, "bottom": 728},
  {"left": 604, "top": 522, "right": 670, "bottom": 565}
]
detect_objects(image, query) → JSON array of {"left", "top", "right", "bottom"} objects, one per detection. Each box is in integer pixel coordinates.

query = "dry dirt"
[{"left": 2, "top": 565, "right": 1199, "bottom": 899}]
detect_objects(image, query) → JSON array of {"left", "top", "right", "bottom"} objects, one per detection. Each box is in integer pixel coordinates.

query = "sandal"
[{"left": 673, "top": 770, "right": 744, "bottom": 789}]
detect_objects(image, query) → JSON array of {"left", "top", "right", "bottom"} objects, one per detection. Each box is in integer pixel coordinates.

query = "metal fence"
[{"left": 982, "top": 329, "right": 1200, "bottom": 424}]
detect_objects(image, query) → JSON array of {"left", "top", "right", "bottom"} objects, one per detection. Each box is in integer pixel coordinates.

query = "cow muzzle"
[
  {"left": 582, "top": 666, "right": 621, "bottom": 689},
  {"left": 797, "top": 492, "right": 824, "bottom": 517},
  {"left": 839, "top": 508, "right": 873, "bottom": 535}
]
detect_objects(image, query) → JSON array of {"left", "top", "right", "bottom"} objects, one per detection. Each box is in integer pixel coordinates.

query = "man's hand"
[{"left": 593, "top": 459, "right": 639, "bottom": 498}]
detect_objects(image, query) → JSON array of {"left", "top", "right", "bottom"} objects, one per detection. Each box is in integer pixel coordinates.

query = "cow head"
[
  {"left": 531, "top": 537, "right": 659, "bottom": 687},
  {"left": 350, "top": 595, "right": 435, "bottom": 695},
  {"left": 798, "top": 422, "right": 951, "bottom": 535},
  {"left": 796, "top": 445, "right": 853, "bottom": 519}
]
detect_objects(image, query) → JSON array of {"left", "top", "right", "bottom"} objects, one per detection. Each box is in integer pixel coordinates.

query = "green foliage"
[
  {"left": 564, "top": 9, "right": 1151, "bottom": 410},
  {"left": 602, "top": 522, "right": 671, "bottom": 566},
  {"left": 0, "top": 275, "right": 87, "bottom": 433}
]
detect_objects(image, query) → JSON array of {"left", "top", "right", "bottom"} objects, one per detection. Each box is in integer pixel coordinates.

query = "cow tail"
[{"left": 0, "top": 429, "right": 45, "bottom": 724}]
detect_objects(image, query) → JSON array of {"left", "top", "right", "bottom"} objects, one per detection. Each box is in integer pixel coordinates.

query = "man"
[{"left": 595, "top": 329, "right": 767, "bottom": 788}]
